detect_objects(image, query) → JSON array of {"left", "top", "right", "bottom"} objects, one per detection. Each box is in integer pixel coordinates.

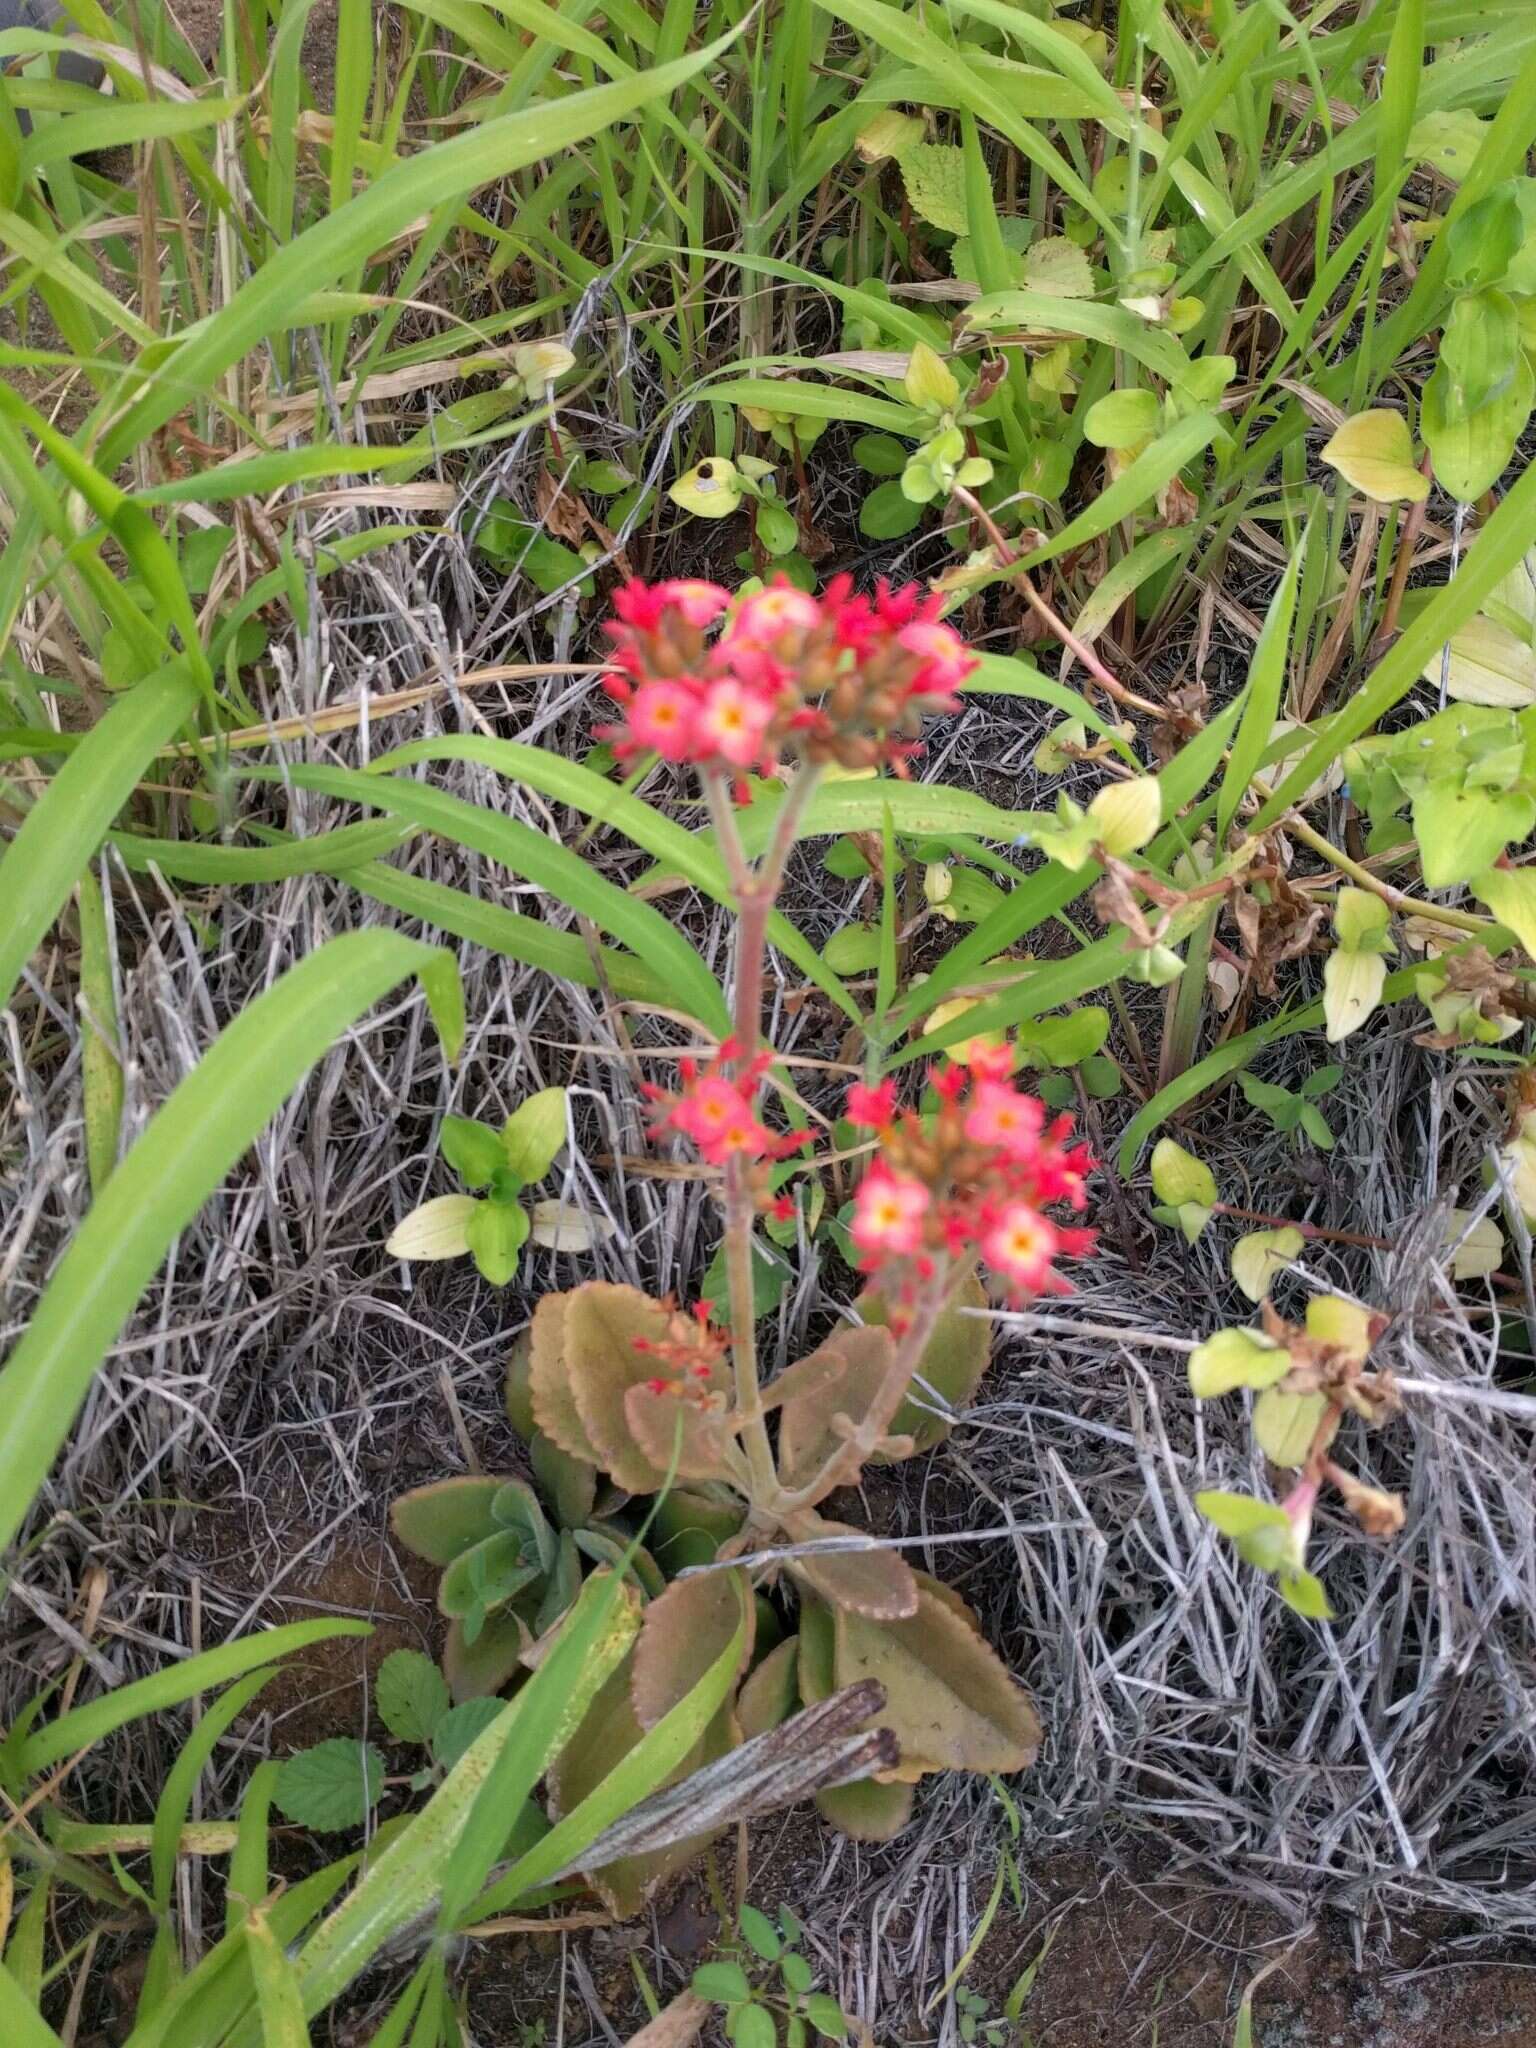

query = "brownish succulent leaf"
[
  {"left": 548, "top": 1654, "right": 732, "bottom": 1918},
  {"left": 389, "top": 1477, "right": 506, "bottom": 1565},
  {"left": 816, "top": 1774, "right": 915, "bottom": 1841},
  {"left": 737, "top": 1636, "right": 800, "bottom": 1739},
  {"left": 861, "top": 1267, "right": 991, "bottom": 1456},
  {"left": 785, "top": 1513, "right": 920, "bottom": 1620},
  {"left": 528, "top": 1292, "right": 605, "bottom": 1468},
  {"left": 833, "top": 1580, "right": 1040, "bottom": 1779},
  {"left": 564, "top": 1282, "right": 680, "bottom": 1493},
  {"left": 775, "top": 1324, "right": 901, "bottom": 1500},
  {"left": 442, "top": 1610, "right": 528, "bottom": 1703},
  {"left": 630, "top": 1568, "right": 753, "bottom": 1732},
  {"left": 625, "top": 1384, "right": 737, "bottom": 1483}
]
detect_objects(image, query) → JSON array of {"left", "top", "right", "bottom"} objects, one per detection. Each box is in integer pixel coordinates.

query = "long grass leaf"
[
  {"left": 0, "top": 663, "right": 200, "bottom": 1012},
  {"left": 0, "top": 933, "right": 459, "bottom": 1554}
]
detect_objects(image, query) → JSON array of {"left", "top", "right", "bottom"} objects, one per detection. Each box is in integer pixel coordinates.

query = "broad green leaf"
[
  {"left": 1413, "top": 779, "right": 1534, "bottom": 888},
  {"left": 440, "top": 1116, "right": 506, "bottom": 1189},
  {"left": 897, "top": 143, "right": 968, "bottom": 233},
  {"left": 1423, "top": 348, "right": 1533, "bottom": 501},
  {"left": 376, "top": 1651, "right": 452, "bottom": 1746},
  {"left": 1444, "top": 1210, "right": 1504, "bottom": 1279},
  {"left": 1195, "top": 1490, "right": 1296, "bottom": 1573},
  {"left": 1407, "top": 106, "right": 1491, "bottom": 180},
  {"left": 1022, "top": 234, "right": 1092, "bottom": 297},
  {"left": 0, "top": 933, "right": 458, "bottom": 1556},
  {"left": 274, "top": 1742, "right": 385, "bottom": 1833}
]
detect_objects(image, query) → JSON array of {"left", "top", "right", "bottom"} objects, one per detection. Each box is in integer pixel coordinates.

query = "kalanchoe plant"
[
  {"left": 414, "top": 574, "right": 1094, "bottom": 1907},
  {"left": 389, "top": 1451, "right": 665, "bottom": 1702},
  {"left": 386, "top": 1087, "right": 593, "bottom": 1285}
]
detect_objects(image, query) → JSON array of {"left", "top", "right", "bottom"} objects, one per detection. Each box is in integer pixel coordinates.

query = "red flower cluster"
[
  {"left": 642, "top": 1040, "right": 808, "bottom": 1174},
  {"left": 632, "top": 1299, "right": 731, "bottom": 1403},
  {"left": 598, "top": 574, "right": 976, "bottom": 780},
  {"left": 845, "top": 1055, "right": 1094, "bottom": 1304}
]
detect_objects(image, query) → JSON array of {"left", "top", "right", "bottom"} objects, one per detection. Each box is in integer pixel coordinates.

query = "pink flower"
[
  {"left": 897, "top": 618, "right": 975, "bottom": 698},
  {"left": 982, "top": 1203, "right": 1059, "bottom": 1296},
  {"left": 964, "top": 1081, "right": 1045, "bottom": 1159},
  {"left": 654, "top": 579, "right": 732, "bottom": 628},
  {"left": 851, "top": 1164, "right": 931, "bottom": 1258},
  {"left": 669, "top": 1075, "right": 771, "bottom": 1164},
  {"left": 846, "top": 1078, "right": 898, "bottom": 1128},
  {"left": 628, "top": 677, "right": 700, "bottom": 761},
  {"left": 697, "top": 677, "right": 776, "bottom": 769},
  {"left": 726, "top": 580, "right": 823, "bottom": 644}
]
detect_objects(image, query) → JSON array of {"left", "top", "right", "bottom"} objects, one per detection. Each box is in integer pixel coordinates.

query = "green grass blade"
[
  {"left": 0, "top": 663, "right": 201, "bottom": 1012},
  {"left": 75, "top": 866, "right": 123, "bottom": 1197},
  {"left": 16, "top": 1621, "right": 369, "bottom": 1778},
  {"left": 1217, "top": 534, "right": 1304, "bottom": 840},
  {"left": 253, "top": 760, "right": 730, "bottom": 1034},
  {"left": 0, "top": 1964, "right": 64, "bottom": 2048},
  {"left": 0, "top": 932, "right": 459, "bottom": 1555}
]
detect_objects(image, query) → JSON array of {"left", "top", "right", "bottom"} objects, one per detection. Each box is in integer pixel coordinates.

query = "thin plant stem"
[{"left": 703, "top": 767, "right": 824, "bottom": 1506}]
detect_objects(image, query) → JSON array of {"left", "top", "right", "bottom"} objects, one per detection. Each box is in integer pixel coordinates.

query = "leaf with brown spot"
[
  {"left": 528, "top": 1292, "right": 605, "bottom": 1469},
  {"left": 832, "top": 1579, "right": 1040, "bottom": 1779},
  {"left": 786, "top": 1514, "right": 920, "bottom": 1620},
  {"left": 775, "top": 1325, "right": 900, "bottom": 1500},
  {"left": 625, "top": 1384, "right": 737, "bottom": 1483},
  {"left": 737, "top": 1637, "right": 800, "bottom": 1739},
  {"left": 630, "top": 1569, "right": 753, "bottom": 1732},
  {"left": 564, "top": 1283, "right": 680, "bottom": 1494},
  {"left": 861, "top": 1268, "right": 991, "bottom": 1456}
]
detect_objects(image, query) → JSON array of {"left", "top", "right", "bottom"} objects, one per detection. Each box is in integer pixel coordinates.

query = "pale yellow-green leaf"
[
  {"left": 1082, "top": 388, "right": 1160, "bottom": 451},
  {"left": 1188, "top": 1325, "right": 1293, "bottom": 1399},
  {"left": 1176, "top": 1199, "right": 1214, "bottom": 1244},
  {"left": 386, "top": 1194, "right": 478, "bottom": 1260},
  {"left": 1305, "top": 1294, "right": 1374, "bottom": 1361},
  {"left": 1230, "top": 1228, "right": 1305, "bottom": 1304},
  {"left": 1253, "top": 1387, "right": 1327, "bottom": 1469},
  {"left": 1466, "top": 864, "right": 1536, "bottom": 958},
  {"left": 1422, "top": 615, "right": 1536, "bottom": 707},
  {"left": 1333, "top": 886, "right": 1392, "bottom": 952},
  {"left": 898, "top": 143, "right": 969, "bottom": 234},
  {"left": 1323, "top": 948, "right": 1386, "bottom": 1042},
  {"left": 923, "top": 862, "right": 954, "bottom": 906},
  {"left": 903, "top": 340, "right": 960, "bottom": 413},
  {"left": 1319, "top": 410, "right": 1427, "bottom": 504},
  {"left": 1088, "top": 775, "right": 1161, "bottom": 855},
  {"left": 1150, "top": 1138, "right": 1217, "bottom": 1209},
  {"left": 1022, "top": 236, "right": 1094, "bottom": 299},
  {"left": 1444, "top": 1210, "right": 1504, "bottom": 1280},
  {"left": 1502, "top": 1124, "right": 1536, "bottom": 1223},
  {"left": 856, "top": 110, "right": 924, "bottom": 164},
  {"left": 1407, "top": 107, "right": 1492, "bottom": 181},
  {"left": 669, "top": 459, "right": 743, "bottom": 518},
  {"left": 512, "top": 341, "right": 575, "bottom": 385}
]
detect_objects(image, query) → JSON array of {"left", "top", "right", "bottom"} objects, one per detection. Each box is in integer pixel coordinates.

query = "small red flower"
[{"left": 846, "top": 1077, "right": 898, "bottom": 1128}]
